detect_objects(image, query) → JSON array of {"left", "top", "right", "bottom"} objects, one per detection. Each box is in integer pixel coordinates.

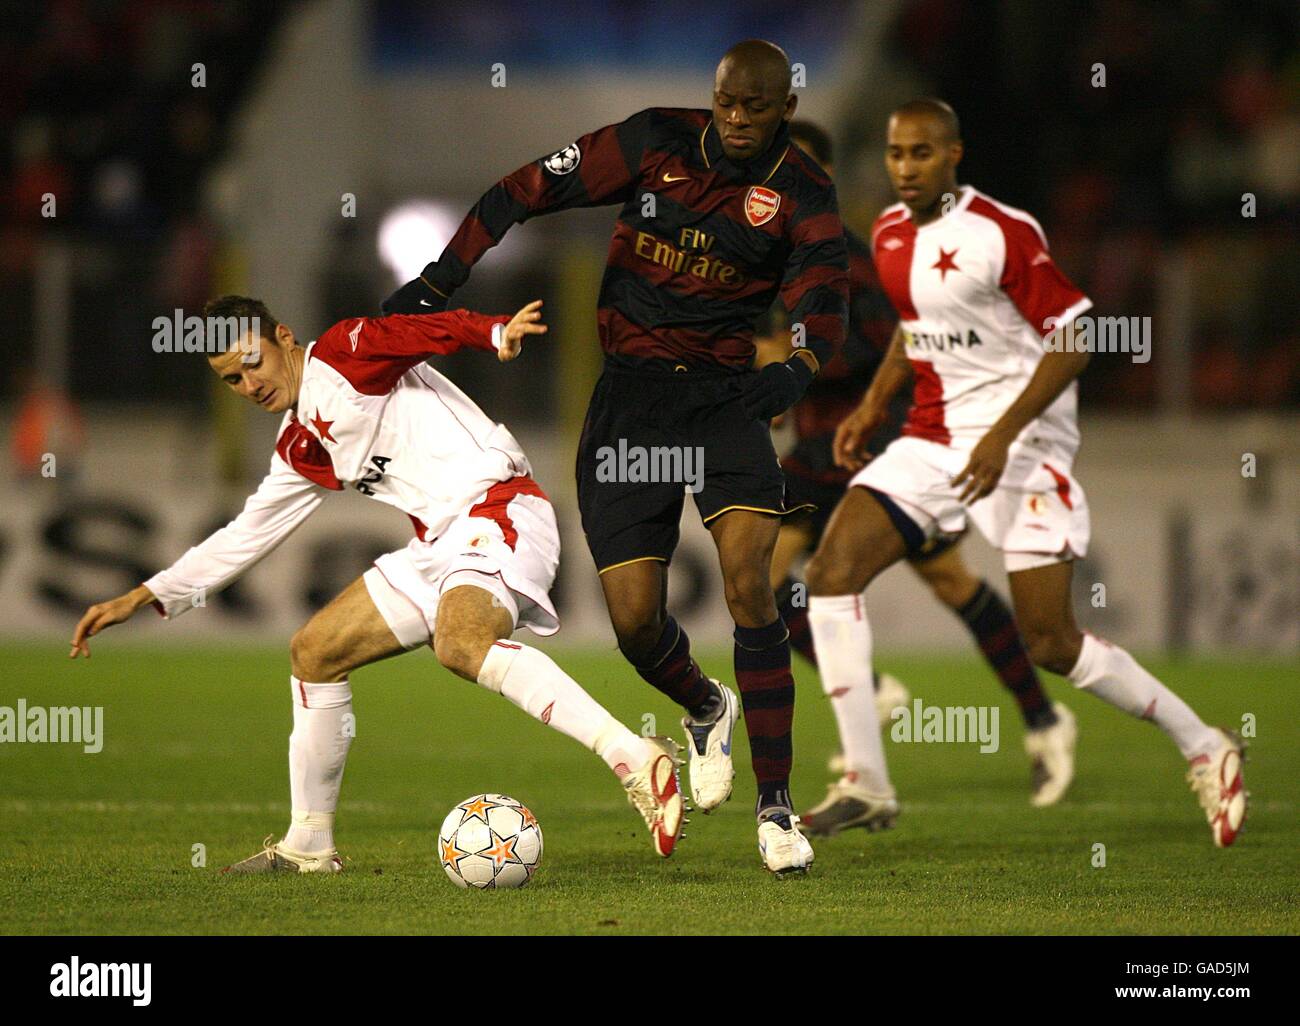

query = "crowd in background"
[
  {"left": 1, "top": 0, "right": 1296, "bottom": 411},
  {"left": 0, "top": 0, "right": 284, "bottom": 404},
  {"left": 863, "top": 0, "right": 1300, "bottom": 407}
]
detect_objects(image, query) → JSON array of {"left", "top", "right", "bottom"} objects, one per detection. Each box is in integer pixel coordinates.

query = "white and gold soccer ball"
[{"left": 438, "top": 793, "right": 543, "bottom": 889}]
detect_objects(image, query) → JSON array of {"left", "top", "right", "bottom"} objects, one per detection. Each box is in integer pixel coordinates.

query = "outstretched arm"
[
  {"left": 384, "top": 110, "right": 652, "bottom": 313},
  {"left": 70, "top": 454, "right": 327, "bottom": 657}
]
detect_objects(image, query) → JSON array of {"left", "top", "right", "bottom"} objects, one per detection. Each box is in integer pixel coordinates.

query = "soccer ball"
[{"left": 438, "top": 793, "right": 543, "bottom": 889}]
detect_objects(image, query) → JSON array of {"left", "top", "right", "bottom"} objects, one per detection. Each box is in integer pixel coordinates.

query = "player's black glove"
[
  {"left": 741, "top": 355, "right": 815, "bottom": 421},
  {"left": 382, "top": 263, "right": 450, "bottom": 315}
]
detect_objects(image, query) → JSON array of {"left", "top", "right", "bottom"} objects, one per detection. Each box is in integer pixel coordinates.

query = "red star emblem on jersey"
[
  {"left": 458, "top": 795, "right": 501, "bottom": 823},
  {"left": 484, "top": 830, "right": 521, "bottom": 868},
  {"left": 932, "top": 247, "right": 960, "bottom": 281},
  {"left": 310, "top": 411, "right": 336, "bottom": 443}
]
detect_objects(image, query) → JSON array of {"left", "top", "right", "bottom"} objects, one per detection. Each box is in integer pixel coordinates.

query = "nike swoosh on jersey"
[{"left": 662, "top": 172, "right": 688, "bottom": 183}]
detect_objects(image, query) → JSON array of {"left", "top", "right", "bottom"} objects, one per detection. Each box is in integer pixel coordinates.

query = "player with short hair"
[
  {"left": 753, "top": 120, "right": 1076, "bottom": 835},
  {"left": 801, "top": 99, "right": 1247, "bottom": 847},
  {"left": 70, "top": 296, "right": 687, "bottom": 871},
  {"left": 384, "top": 40, "right": 849, "bottom": 874}
]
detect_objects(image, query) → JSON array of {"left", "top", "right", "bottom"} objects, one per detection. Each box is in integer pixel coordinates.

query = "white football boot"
[
  {"left": 799, "top": 778, "right": 900, "bottom": 837},
  {"left": 1024, "top": 702, "right": 1077, "bottom": 807},
  {"left": 1186, "top": 728, "right": 1248, "bottom": 848},
  {"left": 681, "top": 680, "right": 739, "bottom": 813},
  {"left": 220, "top": 836, "right": 343, "bottom": 875},
  {"left": 623, "top": 737, "right": 686, "bottom": 857},
  {"left": 827, "top": 672, "right": 910, "bottom": 775},
  {"left": 757, "top": 814, "right": 815, "bottom": 877}
]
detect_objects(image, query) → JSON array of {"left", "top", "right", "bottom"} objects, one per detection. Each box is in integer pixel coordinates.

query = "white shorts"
[
  {"left": 852, "top": 435, "right": 1090, "bottom": 572},
  {"left": 363, "top": 478, "right": 561, "bottom": 649}
]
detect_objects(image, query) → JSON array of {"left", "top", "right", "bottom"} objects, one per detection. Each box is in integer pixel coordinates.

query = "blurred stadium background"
[{"left": 2, "top": 0, "right": 1297, "bottom": 657}]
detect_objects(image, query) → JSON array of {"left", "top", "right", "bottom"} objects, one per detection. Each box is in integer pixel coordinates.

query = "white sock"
[
  {"left": 283, "top": 676, "right": 353, "bottom": 853},
  {"left": 477, "top": 641, "right": 650, "bottom": 779},
  {"left": 808, "top": 594, "right": 892, "bottom": 794},
  {"left": 1068, "top": 633, "right": 1219, "bottom": 760}
]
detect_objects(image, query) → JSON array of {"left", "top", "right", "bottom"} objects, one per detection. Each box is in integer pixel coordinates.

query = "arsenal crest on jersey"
[{"left": 744, "top": 185, "right": 781, "bottom": 226}]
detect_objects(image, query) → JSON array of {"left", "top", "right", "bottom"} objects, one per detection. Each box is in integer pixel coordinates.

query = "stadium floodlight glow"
[{"left": 378, "top": 200, "right": 461, "bottom": 286}]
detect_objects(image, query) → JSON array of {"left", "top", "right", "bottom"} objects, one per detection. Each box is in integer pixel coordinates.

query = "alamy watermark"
[
  {"left": 889, "top": 699, "right": 999, "bottom": 753},
  {"left": 151, "top": 309, "right": 261, "bottom": 360},
  {"left": 50, "top": 957, "right": 150, "bottom": 1005},
  {"left": 594, "top": 439, "right": 705, "bottom": 493},
  {"left": 1044, "top": 314, "right": 1150, "bottom": 363},
  {"left": 0, "top": 701, "right": 103, "bottom": 753}
]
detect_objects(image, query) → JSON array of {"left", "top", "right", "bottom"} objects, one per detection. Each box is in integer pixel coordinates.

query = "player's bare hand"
[
  {"left": 833, "top": 402, "right": 887, "bottom": 471},
  {"left": 70, "top": 588, "right": 151, "bottom": 659},
  {"left": 951, "top": 428, "right": 1012, "bottom": 504},
  {"left": 500, "top": 300, "right": 547, "bottom": 362}
]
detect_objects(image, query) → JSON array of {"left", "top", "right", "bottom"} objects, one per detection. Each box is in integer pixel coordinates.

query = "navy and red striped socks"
[
  {"left": 734, "top": 618, "right": 797, "bottom": 816},
  {"left": 632, "top": 616, "right": 720, "bottom": 721},
  {"left": 776, "top": 577, "right": 817, "bottom": 665}
]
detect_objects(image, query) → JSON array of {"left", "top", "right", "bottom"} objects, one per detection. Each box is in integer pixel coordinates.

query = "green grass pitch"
[{"left": 1, "top": 640, "right": 1295, "bottom": 934}]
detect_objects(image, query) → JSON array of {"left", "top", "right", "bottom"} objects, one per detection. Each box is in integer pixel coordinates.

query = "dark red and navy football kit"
[
  {"left": 421, "top": 107, "right": 848, "bottom": 571},
  {"left": 419, "top": 107, "right": 850, "bottom": 815}
]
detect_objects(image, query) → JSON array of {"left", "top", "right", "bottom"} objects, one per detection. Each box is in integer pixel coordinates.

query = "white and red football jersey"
[
  {"left": 144, "top": 311, "right": 535, "bottom": 617},
  {"left": 872, "top": 186, "right": 1092, "bottom": 453}
]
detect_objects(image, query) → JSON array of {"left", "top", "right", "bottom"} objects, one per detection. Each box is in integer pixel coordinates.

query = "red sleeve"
[
  {"left": 311, "top": 311, "right": 509, "bottom": 395},
  {"left": 984, "top": 205, "right": 1090, "bottom": 337}
]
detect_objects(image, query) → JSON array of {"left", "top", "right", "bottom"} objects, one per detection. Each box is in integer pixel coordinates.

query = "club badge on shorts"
[{"left": 744, "top": 185, "right": 781, "bottom": 226}]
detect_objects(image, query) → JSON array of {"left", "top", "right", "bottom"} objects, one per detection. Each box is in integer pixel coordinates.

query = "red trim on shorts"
[
  {"left": 1042, "top": 462, "right": 1073, "bottom": 510},
  {"left": 468, "top": 476, "right": 550, "bottom": 550},
  {"left": 408, "top": 514, "right": 429, "bottom": 541},
  {"left": 297, "top": 678, "right": 309, "bottom": 708}
]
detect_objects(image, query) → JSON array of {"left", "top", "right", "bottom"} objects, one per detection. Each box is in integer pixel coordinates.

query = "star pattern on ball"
[
  {"left": 932, "top": 247, "right": 960, "bottom": 281},
  {"left": 517, "top": 805, "right": 538, "bottom": 831},
  {"left": 484, "top": 830, "right": 521, "bottom": 868},
  {"left": 440, "top": 837, "right": 466, "bottom": 867},
  {"left": 458, "top": 795, "right": 501, "bottom": 823},
  {"left": 310, "top": 410, "right": 336, "bottom": 443}
]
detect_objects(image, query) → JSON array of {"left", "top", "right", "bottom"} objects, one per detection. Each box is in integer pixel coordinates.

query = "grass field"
[{"left": 1, "top": 640, "right": 1296, "bottom": 935}]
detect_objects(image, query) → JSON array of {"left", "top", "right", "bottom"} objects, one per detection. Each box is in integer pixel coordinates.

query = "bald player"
[
  {"left": 385, "top": 40, "right": 850, "bottom": 874},
  {"left": 801, "top": 99, "right": 1247, "bottom": 848}
]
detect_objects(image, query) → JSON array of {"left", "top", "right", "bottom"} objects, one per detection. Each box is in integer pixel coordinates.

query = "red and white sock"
[
  {"left": 808, "top": 594, "right": 892, "bottom": 794},
  {"left": 1068, "top": 633, "right": 1219, "bottom": 760},
  {"left": 283, "top": 677, "right": 353, "bottom": 853},
  {"left": 478, "top": 641, "right": 651, "bottom": 780}
]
